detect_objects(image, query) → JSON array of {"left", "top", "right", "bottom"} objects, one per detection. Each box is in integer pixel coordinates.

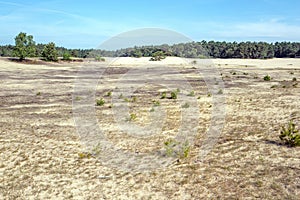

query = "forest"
[{"left": 1, "top": 39, "right": 300, "bottom": 59}]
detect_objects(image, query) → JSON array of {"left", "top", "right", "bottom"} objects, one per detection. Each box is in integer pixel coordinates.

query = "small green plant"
[
  {"left": 170, "top": 91, "right": 178, "bottom": 99},
  {"left": 153, "top": 100, "right": 160, "bottom": 107},
  {"left": 164, "top": 139, "right": 177, "bottom": 157},
  {"left": 279, "top": 121, "right": 300, "bottom": 147},
  {"left": 292, "top": 77, "right": 297, "bottom": 82},
  {"left": 78, "top": 152, "right": 92, "bottom": 159},
  {"left": 187, "top": 90, "right": 195, "bottom": 96},
  {"left": 263, "top": 75, "right": 271, "bottom": 81},
  {"left": 161, "top": 91, "right": 167, "bottom": 99},
  {"left": 182, "top": 102, "right": 190, "bottom": 108},
  {"left": 106, "top": 91, "right": 112, "bottom": 97},
  {"left": 164, "top": 139, "right": 191, "bottom": 158},
  {"left": 207, "top": 93, "right": 212, "bottom": 97},
  {"left": 181, "top": 141, "right": 191, "bottom": 158},
  {"left": 129, "top": 113, "right": 137, "bottom": 121},
  {"left": 96, "top": 98, "right": 105, "bottom": 106},
  {"left": 132, "top": 96, "right": 137, "bottom": 102},
  {"left": 36, "top": 92, "right": 41, "bottom": 96}
]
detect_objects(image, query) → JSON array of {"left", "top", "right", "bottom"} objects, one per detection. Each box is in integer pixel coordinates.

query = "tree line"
[{"left": 1, "top": 32, "right": 300, "bottom": 61}]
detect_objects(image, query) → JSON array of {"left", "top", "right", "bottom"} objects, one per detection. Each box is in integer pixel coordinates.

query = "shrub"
[
  {"left": 95, "top": 56, "right": 105, "bottom": 62},
  {"left": 170, "top": 91, "right": 178, "bottom": 99},
  {"left": 129, "top": 113, "right": 137, "bottom": 121},
  {"left": 106, "top": 91, "right": 112, "bottom": 97},
  {"left": 62, "top": 52, "right": 71, "bottom": 61},
  {"left": 263, "top": 75, "right": 271, "bottom": 81},
  {"left": 292, "top": 77, "right": 297, "bottom": 82},
  {"left": 279, "top": 121, "right": 300, "bottom": 147},
  {"left": 149, "top": 51, "right": 166, "bottom": 61},
  {"left": 153, "top": 100, "right": 160, "bottom": 107},
  {"left": 161, "top": 92, "right": 167, "bottom": 99},
  {"left": 96, "top": 98, "right": 105, "bottom": 106}
]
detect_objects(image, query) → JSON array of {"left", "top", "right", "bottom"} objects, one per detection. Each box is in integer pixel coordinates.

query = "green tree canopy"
[
  {"left": 42, "top": 42, "right": 58, "bottom": 61},
  {"left": 13, "top": 32, "right": 36, "bottom": 60}
]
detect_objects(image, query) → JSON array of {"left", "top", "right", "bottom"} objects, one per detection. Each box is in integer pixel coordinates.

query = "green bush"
[
  {"left": 279, "top": 121, "right": 300, "bottom": 147},
  {"left": 263, "top": 75, "right": 271, "bottom": 81},
  {"left": 96, "top": 98, "right": 105, "bottom": 106},
  {"left": 62, "top": 52, "right": 71, "bottom": 61},
  {"left": 106, "top": 91, "right": 112, "bottom": 97},
  {"left": 153, "top": 100, "right": 160, "bottom": 107},
  {"left": 170, "top": 91, "right": 178, "bottom": 99},
  {"left": 129, "top": 113, "right": 137, "bottom": 121},
  {"left": 149, "top": 51, "right": 166, "bottom": 61},
  {"left": 161, "top": 92, "right": 167, "bottom": 99}
]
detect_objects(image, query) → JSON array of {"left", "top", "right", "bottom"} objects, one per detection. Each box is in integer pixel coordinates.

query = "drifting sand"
[{"left": 0, "top": 57, "right": 299, "bottom": 199}]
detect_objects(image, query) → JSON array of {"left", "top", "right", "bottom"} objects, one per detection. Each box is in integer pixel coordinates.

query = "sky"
[{"left": 0, "top": 0, "right": 300, "bottom": 49}]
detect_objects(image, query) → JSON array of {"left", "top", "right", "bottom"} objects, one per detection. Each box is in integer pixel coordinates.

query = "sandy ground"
[{"left": 0, "top": 57, "right": 299, "bottom": 199}]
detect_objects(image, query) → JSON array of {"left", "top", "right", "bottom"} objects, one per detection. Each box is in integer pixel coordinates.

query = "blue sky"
[{"left": 1, "top": 0, "right": 300, "bottom": 49}]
